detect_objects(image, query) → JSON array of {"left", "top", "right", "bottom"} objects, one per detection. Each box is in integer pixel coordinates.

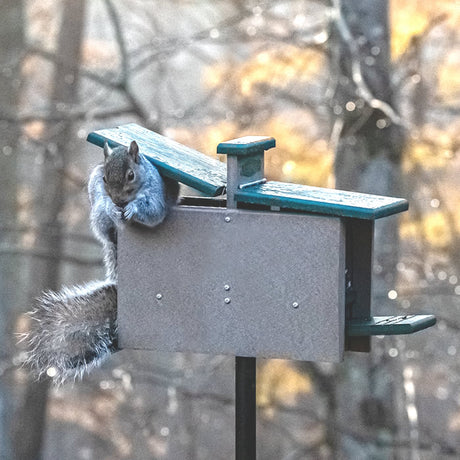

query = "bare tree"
[
  {"left": 11, "top": 2, "right": 87, "bottom": 459},
  {"left": 331, "top": 0, "right": 405, "bottom": 458},
  {"left": 2, "top": 1, "right": 457, "bottom": 458},
  {"left": 0, "top": 1, "right": 25, "bottom": 458}
]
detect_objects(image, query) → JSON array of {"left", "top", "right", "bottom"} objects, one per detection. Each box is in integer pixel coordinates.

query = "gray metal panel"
[{"left": 118, "top": 206, "right": 345, "bottom": 362}]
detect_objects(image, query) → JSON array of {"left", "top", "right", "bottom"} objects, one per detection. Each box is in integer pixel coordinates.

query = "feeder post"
[
  {"left": 217, "top": 136, "right": 275, "bottom": 460},
  {"left": 217, "top": 136, "right": 275, "bottom": 207}
]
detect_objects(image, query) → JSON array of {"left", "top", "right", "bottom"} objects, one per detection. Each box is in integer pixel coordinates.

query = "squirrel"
[{"left": 23, "top": 140, "right": 178, "bottom": 384}]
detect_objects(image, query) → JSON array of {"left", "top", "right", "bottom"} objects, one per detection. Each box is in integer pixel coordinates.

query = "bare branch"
[
  {"left": 274, "top": 403, "right": 458, "bottom": 455},
  {"left": 102, "top": 0, "right": 149, "bottom": 121},
  {"left": 126, "top": 370, "right": 234, "bottom": 405},
  {"left": 332, "top": 0, "right": 407, "bottom": 128},
  {"left": 103, "top": 0, "right": 129, "bottom": 83},
  {"left": 0, "top": 106, "right": 139, "bottom": 124},
  {"left": 394, "top": 14, "right": 449, "bottom": 69},
  {"left": 27, "top": 45, "right": 120, "bottom": 90},
  {"left": 130, "top": 10, "right": 250, "bottom": 73},
  {"left": 27, "top": 46, "right": 148, "bottom": 120}
]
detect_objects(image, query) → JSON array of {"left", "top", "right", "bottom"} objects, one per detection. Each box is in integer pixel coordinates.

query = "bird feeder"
[{"left": 87, "top": 123, "right": 435, "bottom": 459}]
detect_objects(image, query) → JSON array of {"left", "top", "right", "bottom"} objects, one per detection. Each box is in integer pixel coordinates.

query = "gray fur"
[
  {"left": 24, "top": 281, "right": 117, "bottom": 385},
  {"left": 23, "top": 141, "right": 179, "bottom": 384},
  {"left": 88, "top": 143, "right": 179, "bottom": 279}
]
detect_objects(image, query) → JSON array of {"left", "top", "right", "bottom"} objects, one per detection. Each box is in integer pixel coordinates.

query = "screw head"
[
  {"left": 225, "top": 216, "right": 231, "bottom": 223},
  {"left": 224, "top": 297, "right": 231, "bottom": 304},
  {"left": 224, "top": 284, "right": 230, "bottom": 291},
  {"left": 156, "top": 293, "right": 163, "bottom": 300},
  {"left": 292, "top": 302, "right": 299, "bottom": 309}
]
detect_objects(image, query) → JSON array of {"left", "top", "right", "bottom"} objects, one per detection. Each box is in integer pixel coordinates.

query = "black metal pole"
[{"left": 235, "top": 356, "right": 256, "bottom": 460}]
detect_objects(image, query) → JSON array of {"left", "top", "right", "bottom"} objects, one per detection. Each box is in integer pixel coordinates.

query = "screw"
[
  {"left": 224, "top": 284, "right": 230, "bottom": 291},
  {"left": 292, "top": 302, "right": 299, "bottom": 309},
  {"left": 156, "top": 293, "right": 163, "bottom": 300},
  {"left": 225, "top": 216, "right": 231, "bottom": 223},
  {"left": 224, "top": 297, "right": 231, "bottom": 304}
]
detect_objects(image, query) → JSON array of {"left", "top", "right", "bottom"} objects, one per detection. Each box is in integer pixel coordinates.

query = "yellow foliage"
[
  {"left": 400, "top": 210, "right": 460, "bottom": 250},
  {"left": 403, "top": 125, "right": 457, "bottom": 172},
  {"left": 168, "top": 122, "right": 238, "bottom": 158},
  {"left": 239, "top": 47, "right": 325, "bottom": 96},
  {"left": 438, "top": 50, "right": 460, "bottom": 102},
  {"left": 203, "top": 62, "right": 231, "bottom": 90},
  {"left": 420, "top": 211, "right": 452, "bottom": 249},
  {"left": 390, "top": 0, "right": 460, "bottom": 58},
  {"left": 390, "top": 3, "right": 429, "bottom": 58},
  {"left": 199, "top": 122, "right": 239, "bottom": 156},
  {"left": 399, "top": 214, "right": 417, "bottom": 242},
  {"left": 265, "top": 118, "right": 333, "bottom": 186},
  {"left": 170, "top": 117, "right": 333, "bottom": 187},
  {"left": 403, "top": 142, "right": 445, "bottom": 171},
  {"left": 204, "top": 46, "right": 325, "bottom": 96},
  {"left": 257, "top": 360, "right": 311, "bottom": 410}
]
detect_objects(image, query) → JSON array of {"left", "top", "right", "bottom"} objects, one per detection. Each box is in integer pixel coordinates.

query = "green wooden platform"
[
  {"left": 88, "top": 123, "right": 227, "bottom": 196},
  {"left": 89, "top": 123, "right": 409, "bottom": 220},
  {"left": 235, "top": 181, "right": 408, "bottom": 220},
  {"left": 347, "top": 315, "right": 436, "bottom": 336}
]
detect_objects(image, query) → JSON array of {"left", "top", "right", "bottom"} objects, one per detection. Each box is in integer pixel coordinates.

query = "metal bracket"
[{"left": 238, "top": 178, "right": 267, "bottom": 189}]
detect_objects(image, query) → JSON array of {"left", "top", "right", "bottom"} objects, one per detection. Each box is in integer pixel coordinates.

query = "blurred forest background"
[{"left": 0, "top": 0, "right": 459, "bottom": 459}]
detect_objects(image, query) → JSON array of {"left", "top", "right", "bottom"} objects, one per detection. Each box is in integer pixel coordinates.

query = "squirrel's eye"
[
  {"left": 103, "top": 176, "right": 107, "bottom": 183},
  {"left": 127, "top": 170, "right": 135, "bottom": 181}
]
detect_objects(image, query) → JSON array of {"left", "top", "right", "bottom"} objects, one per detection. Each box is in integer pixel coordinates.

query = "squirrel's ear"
[
  {"left": 103, "top": 142, "right": 112, "bottom": 159},
  {"left": 129, "top": 141, "right": 140, "bottom": 163}
]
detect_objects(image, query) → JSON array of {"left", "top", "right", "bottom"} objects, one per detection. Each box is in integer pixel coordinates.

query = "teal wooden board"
[
  {"left": 235, "top": 181, "right": 408, "bottom": 220},
  {"left": 87, "top": 123, "right": 227, "bottom": 196},
  {"left": 347, "top": 315, "right": 436, "bottom": 336},
  {"left": 217, "top": 136, "right": 275, "bottom": 156}
]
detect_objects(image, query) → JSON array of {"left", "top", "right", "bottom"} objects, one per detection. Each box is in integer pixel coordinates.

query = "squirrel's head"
[{"left": 103, "top": 141, "right": 142, "bottom": 207}]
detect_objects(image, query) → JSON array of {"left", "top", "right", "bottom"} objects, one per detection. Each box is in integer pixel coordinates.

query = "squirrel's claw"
[
  {"left": 123, "top": 202, "right": 137, "bottom": 221},
  {"left": 105, "top": 200, "right": 123, "bottom": 223}
]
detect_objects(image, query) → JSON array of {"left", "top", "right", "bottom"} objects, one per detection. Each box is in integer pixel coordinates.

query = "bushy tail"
[{"left": 23, "top": 280, "right": 117, "bottom": 385}]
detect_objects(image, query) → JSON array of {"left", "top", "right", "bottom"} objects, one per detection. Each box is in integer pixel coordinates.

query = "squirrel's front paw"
[
  {"left": 105, "top": 200, "right": 123, "bottom": 223},
  {"left": 123, "top": 202, "right": 138, "bottom": 221}
]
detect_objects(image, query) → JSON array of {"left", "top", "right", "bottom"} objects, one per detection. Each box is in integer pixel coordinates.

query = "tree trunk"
[
  {"left": 11, "top": 2, "right": 87, "bottom": 459},
  {"left": 0, "top": 1, "right": 25, "bottom": 458},
  {"left": 331, "top": 0, "right": 405, "bottom": 458}
]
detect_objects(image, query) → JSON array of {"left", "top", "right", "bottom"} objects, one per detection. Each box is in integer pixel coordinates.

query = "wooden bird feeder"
[{"left": 87, "top": 123, "right": 435, "bottom": 459}]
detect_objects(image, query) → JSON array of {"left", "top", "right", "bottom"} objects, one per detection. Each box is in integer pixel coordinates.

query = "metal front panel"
[{"left": 118, "top": 206, "right": 345, "bottom": 362}]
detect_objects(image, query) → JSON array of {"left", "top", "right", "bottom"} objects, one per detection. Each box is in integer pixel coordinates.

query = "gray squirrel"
[{"left": 24, "top": 140, "right": 178, "bottom": 384}]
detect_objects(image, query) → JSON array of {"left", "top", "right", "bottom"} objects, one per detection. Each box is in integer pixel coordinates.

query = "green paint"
[
  {"left": 241, "top": 157, "right": 262, "bottom": 177},
  {"left": 347, "top": 315, "right": 436, "bottom": 336},
  {"left": 87, "top": 124, "right": 227, "bottom": 197}
]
